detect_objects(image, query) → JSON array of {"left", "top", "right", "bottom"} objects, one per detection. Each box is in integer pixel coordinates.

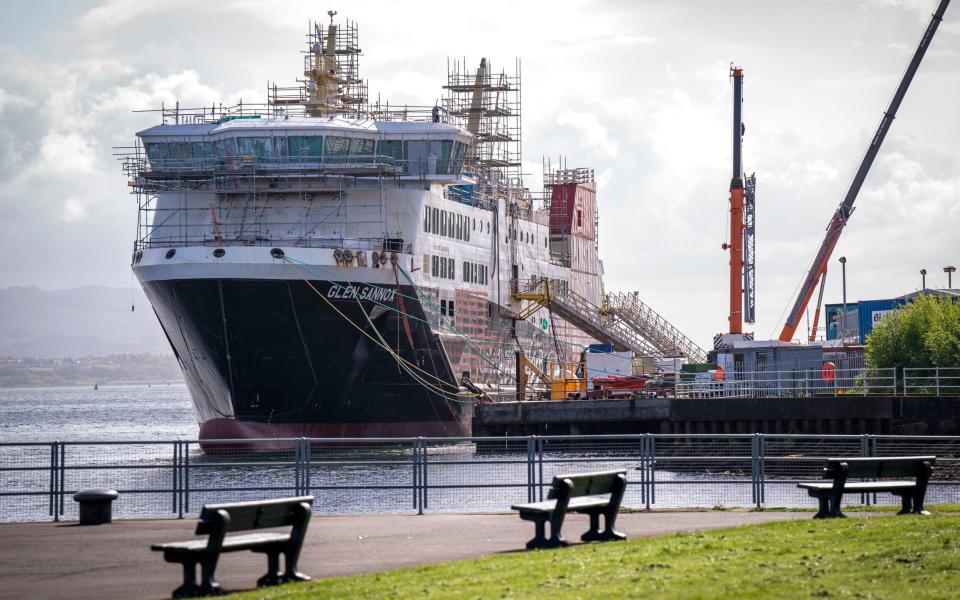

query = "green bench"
[
  {"left": 151, "top": 496, "right": 313, "bottom": 597},
  {"left": 798, "top": 456, "right": 935, "bottom": 519},
  {"left": 511, "top": 470, "right": 627, "bottom": 549}
]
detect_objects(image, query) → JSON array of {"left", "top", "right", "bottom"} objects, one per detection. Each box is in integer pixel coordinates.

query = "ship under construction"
[{"left": 120, "top": 12, "right": 705, "bottom": 442}]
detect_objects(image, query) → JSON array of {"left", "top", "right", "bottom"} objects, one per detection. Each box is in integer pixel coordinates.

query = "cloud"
[
  {"left": 0, "top": 88, "right": 34, "bottom": 114},
  {"left": 556, "top": 111, "right": 619, "bottom": 159}
]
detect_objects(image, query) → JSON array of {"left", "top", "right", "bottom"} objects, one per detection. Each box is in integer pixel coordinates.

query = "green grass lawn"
[{"left": 236, "top": 512, "right": 960, "bottom": 599}]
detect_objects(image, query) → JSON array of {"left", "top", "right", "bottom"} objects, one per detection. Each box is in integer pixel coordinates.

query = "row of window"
[
  {"left": 143, "top": 137, "right": 468, "bottom": 175},
  {"left": 506, "top": 225, "right": 548, "bottom": 248},
  {"left": 427, "top": 255, "right": 457, "bottom": 280},
  {"left": 462, "top": 261, "right": 488, "bottom": 285},
  {"left": 440, "top": 299, "right": 455, "bottom": 318},
  {"left": 424, "top": 206, "right": 493, "bottom": 241}
]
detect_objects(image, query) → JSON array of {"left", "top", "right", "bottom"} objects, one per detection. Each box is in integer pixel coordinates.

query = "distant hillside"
[
  {"left": 0, "top": 354, "right": 183, "bottom": 387},
  {"left": 0, "top": 286, "right": 172, "bottom": 358}
]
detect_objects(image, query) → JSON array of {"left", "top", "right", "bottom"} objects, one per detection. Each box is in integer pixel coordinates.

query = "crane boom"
[{"left": 778, "top": 0, "right": 950, "bottom": 342}]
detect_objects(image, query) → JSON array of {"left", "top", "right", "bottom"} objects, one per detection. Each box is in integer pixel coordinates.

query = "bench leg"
[
  {"left": 812, "top": 496, "right": 831, "bottom": 519},
  {"left": 894, "top": 491, "right": 913, "bottom": 515},
  {"left": 828, "top": 493, "right": 846, "bottom": 519},
  {"left": 172, "top": 560, "right": 199, "bottom": 599},
  {"left": 198, "top": 559, "right": 224, "bottom": 596},
  {"left": 256, "top": 549, "right": 283, "bottom": 587},
  {"left": 580, "top": 509, "right": 626, "bottom": 543},
  {"left": 282, "top": 548, "right": 311, "bottom": 584},
  {"left": 525, "top": 516, "right": 549, "bottom": 550},
  {"left": 580, "top": 510, "right": 603, "bottom": 542},
  {"left": 601, "top": 507, "right": 627, "bottom": 542},
  {"left": 914, "top": 461, "right": 932, "bottom": 515}
]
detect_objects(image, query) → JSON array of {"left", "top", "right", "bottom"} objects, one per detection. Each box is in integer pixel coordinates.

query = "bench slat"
[
  {"left": 548, "top": 470, "right": 627, "bottom": 499},
  {"left": 823, "top": 456, "right": 935, "bottom": 479},
  {"left": 152, "top": 532, "right": 290, "bottom": 553},
  {"left": 799, "top": 481, "right": 916, "bottom": 492},
  {"left": 197, "top": 496, "right": 313, "bottom": 534},
  {"left": 511, "top": 497, "right": 609, "bottom": 513}
]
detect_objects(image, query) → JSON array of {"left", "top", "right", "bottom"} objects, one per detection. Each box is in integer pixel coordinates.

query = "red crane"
[{"left": 779, "top": 0, "right": 950, "bottom": 342}]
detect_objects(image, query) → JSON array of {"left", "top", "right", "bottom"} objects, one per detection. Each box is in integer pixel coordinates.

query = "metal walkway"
[{"left": 514, "top": 278, "right": 708, "bottom": 362}]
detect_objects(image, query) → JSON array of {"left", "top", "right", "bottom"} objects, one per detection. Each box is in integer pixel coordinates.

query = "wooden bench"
[
  {"left": 511, "top": 470, "right": 627, "bottom": 550},
  {"left": 151, "top": 496, "right": 313, "bottom": 598},
  {"left": 798, "top": 457, "right": 935, "bottom": 519}
]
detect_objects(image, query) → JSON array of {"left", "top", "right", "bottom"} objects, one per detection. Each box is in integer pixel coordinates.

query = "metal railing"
[
  {"left": 3, "top": 434, "right": 959, "bottom": 523},
  {"left": 903, "top": 368, "right": 960, "bottom": 396},
  {"left": 675, "top": 367, "right": 898, "bottom": 398}
]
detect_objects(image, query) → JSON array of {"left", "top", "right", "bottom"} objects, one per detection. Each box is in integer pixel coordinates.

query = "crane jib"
[{"left": 778, "top": 0, "right": 950, "bottom": 342}]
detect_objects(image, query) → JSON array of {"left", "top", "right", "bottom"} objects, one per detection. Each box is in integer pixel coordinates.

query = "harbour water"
[
  {"left": 2, "top": 385, "right": 956, "bottom": 523},
  {"left": 0, "top": 384, "right": 197, "bottom": 442}
]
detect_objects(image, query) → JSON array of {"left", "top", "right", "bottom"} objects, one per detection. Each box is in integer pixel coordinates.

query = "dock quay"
[{"left": 473, "top": 396, "right": 960, "bottom": 437}]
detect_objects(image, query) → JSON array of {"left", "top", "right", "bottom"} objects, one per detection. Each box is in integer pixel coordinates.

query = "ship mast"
[{"left": 269, "top": 11, "right": 368, "bottom": 118}]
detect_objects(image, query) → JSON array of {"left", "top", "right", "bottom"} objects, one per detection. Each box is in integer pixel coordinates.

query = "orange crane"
[
  {"left": 779, "top": 0, "right": 950, "bottom": 342},
  {"left": 722, "top": 66, "right": 756, "bottom": 336},
  {"left": 723, "top": 66, "right": 747, "bottom": 335}
]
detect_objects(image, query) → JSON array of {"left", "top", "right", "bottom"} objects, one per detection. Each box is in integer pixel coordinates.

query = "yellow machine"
[{"left": 515, "top": 351, "right": 585, "bottom": 401}]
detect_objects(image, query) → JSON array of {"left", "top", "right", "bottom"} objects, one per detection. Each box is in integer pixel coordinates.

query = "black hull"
[{"left": 142, "top": 277, "right": 472, "bottom": 439}]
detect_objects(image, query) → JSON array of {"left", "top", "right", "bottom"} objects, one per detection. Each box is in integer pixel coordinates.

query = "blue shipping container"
[{"left": 857, "top": 298, "right": 906, "bottom": 343}]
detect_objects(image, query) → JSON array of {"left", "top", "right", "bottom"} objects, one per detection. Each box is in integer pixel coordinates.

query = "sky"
[{"left": 0, "top": 0, "right": 957, "bottom": 348}]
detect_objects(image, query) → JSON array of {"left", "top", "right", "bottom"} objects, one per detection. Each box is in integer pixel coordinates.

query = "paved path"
[{"left": 0, "top": 511, "right": 807, "bottom": 599}]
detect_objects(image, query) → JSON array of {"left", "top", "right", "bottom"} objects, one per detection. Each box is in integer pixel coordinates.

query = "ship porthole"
[
  {"left": 270, "top": 248, "right": 285, "bottom": 259},
  {"left": 165, "top": 249, "right": 176, "bottom": 260},
  {"left": 213, "top": 248, "right": 225, "bottom": 258}
]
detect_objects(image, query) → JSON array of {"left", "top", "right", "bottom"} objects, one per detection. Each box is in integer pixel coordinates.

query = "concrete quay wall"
[{"left": 473, "top": 396, "right": 960, "bottom": 437}]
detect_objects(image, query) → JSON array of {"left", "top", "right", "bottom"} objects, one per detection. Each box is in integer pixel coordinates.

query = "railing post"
[
  {"left": 58, "top": 442, "right": 65, "bottom": 518},
  {"left": 49, "top": 442, "right": 58, "bottom": 521},
  {"left": 525, "top": 436, "right": 534, "bottom": 503},
  {"left": 172, "top": 441, "right": 179, "bottom": 516},
  {"left": 412, "top": 438, "right": 420, "bottom": 514},
  {"left": 294, "top": 438, "right": 302, "bottom": 496},
  {"left": 184, "top": 441, "right": 191, "bottom": 515},
  {"left": 639, "top": 435, "right": 648, "bottom": 509},
  {"left": 649, "top": 435, "right": 656, "bottom": 507},
  {"left": 303, "top": 438, "right": 311, "bottom": 496},
  {"left": 750, "top": 434, "right": 757, "bottom": 507},
  {"left": 936, "top": 367, "right": 941, "bottom": 397},
  {"left": 420, "top": 437, "right": 428, "bottom": 512},
  {"left": 176, "top": 440, "right": 184, "bottom": 519},
  {"left": 537, "top": 436, "right": 545, "bottom": 502}
]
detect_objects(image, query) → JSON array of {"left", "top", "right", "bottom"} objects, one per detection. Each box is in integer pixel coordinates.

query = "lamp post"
[
  {"left": 839, "top": 256, "right": 848, "bottom": 342},
  {"left": 946, "top": 266, "right": 956, "bottom": 289},
  {"left": 921, "top": 268, "right": 927, "bottom": 290}
]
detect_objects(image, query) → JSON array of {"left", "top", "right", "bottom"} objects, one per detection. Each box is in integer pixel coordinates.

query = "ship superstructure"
[{"left": 119, "top": 14, "right": 665, "bottom": 441}]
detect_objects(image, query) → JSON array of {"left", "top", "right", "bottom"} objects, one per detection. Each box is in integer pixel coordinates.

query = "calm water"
[
  {"left": 2, "top": 386, "right": 956, "bottom": 522},
  {"left": 0, "top": 384, "right": 197, "bottom": 442}
]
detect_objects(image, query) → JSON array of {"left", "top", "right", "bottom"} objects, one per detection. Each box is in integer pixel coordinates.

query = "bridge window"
[
  {"left": 404, "top": 140, "right": 427, "bottom": 174},
  {"left": 144, "top": 142, "right": 165, "bottom": 162},
  {"left": 380, "top": 140, "right": 402, "bottom": 164},
  {"left": 325, "top": 136, "right": 350, "bottom": 158},
  {"left": 191, "top": 142, "right": 213, "bottom": 160},
  {"left": 288, "top": 136, "right": 324, "bottom": 159},
  {"left": 349, "top": 138, "right": 375, "bottom": 162},
  {"left": 167, "top": 142, "right": 192, "bottom": 160},
  {"left": 237, "top": 137, "right": 273, "bottom": 159},
  {"left": 214, "top": 138, "right": 239, "bottom": 161}
]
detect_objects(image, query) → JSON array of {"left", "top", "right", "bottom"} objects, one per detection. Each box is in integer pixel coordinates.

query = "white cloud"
[
  {"left": 556, "top": 111, "right": 619, "bottom": 159},
  {"left": 0, "top": 88, "right": 34, "bottom": 114}
]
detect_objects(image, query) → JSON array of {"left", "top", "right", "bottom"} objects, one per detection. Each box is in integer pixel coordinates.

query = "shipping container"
[{"left": 857, "top": 298, "right": 906, "bottom": 343}]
